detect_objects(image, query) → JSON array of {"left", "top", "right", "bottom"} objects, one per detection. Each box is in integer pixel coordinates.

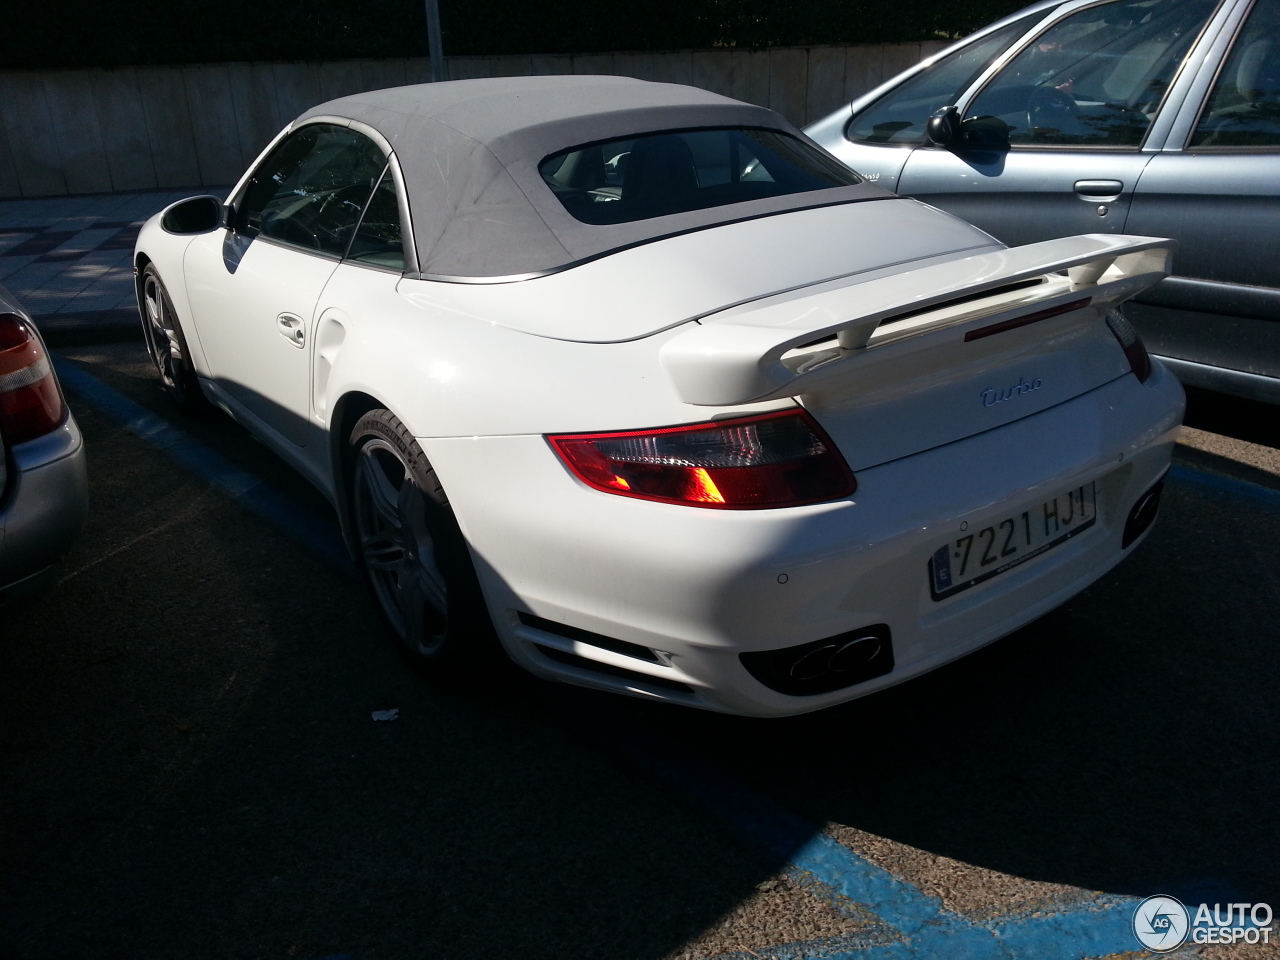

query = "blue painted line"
[
  {"left": 990, "top": 901, "right": 1142, "bottom": 958},
  {"left": 1168, "top": 463, "right": 1280, "bottom": 513},
  {"left": 710, "top": 931, "right": 1200, "bottom": 960},
  {"left": 595, "top": 714, "right": 1161, "bottom": 960},
  {"left": 52, "top": 357, "right": 355, "bottom": 575}
]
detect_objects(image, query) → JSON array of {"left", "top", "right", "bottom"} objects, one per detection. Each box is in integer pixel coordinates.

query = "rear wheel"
[
  {"left": 348, "top": 408, "right": 496, "bottom": 669},
  {"left": 140, "top": 264, "right": 207, "bottom": 413}
]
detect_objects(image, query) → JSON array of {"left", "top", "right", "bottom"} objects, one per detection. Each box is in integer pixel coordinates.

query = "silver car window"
[
  {"left": 344, "top": 167, "right": 406, "bottom": 271},
  {"left": 237, "top": 123, "right": 388, "bottom": 258},
  {"left": 845, "top": 13, "right": 1046, "bottom": 145},
  {"left": 1191, "top": 0, "right": 1280, "bottom": 147},
  {"left": 966, "top": 0, "right": 1219, "bottom": 147}
]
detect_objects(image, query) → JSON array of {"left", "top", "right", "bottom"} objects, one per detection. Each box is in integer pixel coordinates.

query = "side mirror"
[
  {"left": 160, "top": 196, "right": 223, "bottom": 235},
  {"left": 959, "top": 115, "right": 1012, "bottom": 150},
  {"left": 925, "top": 105, "right": 962, "bottom": 146}
]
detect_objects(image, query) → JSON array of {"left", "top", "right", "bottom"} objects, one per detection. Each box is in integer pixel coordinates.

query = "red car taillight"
[
  {"left": 1105, "top": 310, "right": 1152, "bottom": 383},
  {"left": 0, "top": 312, "right": 65, "bottom": 445},
  {"left": 548, "top": 409, "right": 855, "bottom": 509}
]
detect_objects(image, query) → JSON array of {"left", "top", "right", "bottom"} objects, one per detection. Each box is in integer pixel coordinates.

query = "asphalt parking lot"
[{"left": 3, "top": 199, "right": 1279, "bottom": 959}]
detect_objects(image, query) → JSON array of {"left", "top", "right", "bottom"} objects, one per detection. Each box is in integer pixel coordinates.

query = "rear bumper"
[
  {"left": 0, "top": 415, "right": 89, "bottom": 603},
  {"left": 425, "top": 362, "right": 1184, "bottom": 717}
]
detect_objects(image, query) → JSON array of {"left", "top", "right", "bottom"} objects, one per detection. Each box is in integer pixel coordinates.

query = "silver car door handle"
[
  {"left": 277, "top": 313, "right": 306, "bottom": 348},
  {"left": 1074, "top": 179, "right": 1124, "bottom": 199}
]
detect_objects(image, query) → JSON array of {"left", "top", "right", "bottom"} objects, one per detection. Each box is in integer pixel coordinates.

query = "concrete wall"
[{"left": 0, "top": 42, "right": 946, "bottom": 199}]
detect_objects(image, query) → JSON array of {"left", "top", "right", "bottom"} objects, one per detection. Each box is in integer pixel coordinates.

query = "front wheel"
[
  {"left": 140, "top": 264, "right": 207, "bottom": 413},
  {"left": 348, "top": 409, "right": 497, "bottom": 669}
]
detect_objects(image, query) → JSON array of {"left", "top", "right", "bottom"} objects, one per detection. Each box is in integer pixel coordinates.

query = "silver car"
[
  {"left": 0, "top": 285, "right": 88, "bottom": 604},
  {"left": 808, "top": 0, "right": 1280, "bottom": 403}
]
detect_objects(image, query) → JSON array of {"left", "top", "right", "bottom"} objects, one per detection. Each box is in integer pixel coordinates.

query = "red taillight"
[
  {"left": 548, "top": 409, "right": 855, "bottom": 509},
  {"left": 1105, "top": 310, "right": 1152, "bottom": 383},
  {"left": 0, "top": 312, "right": 64, "bottom": 445}
]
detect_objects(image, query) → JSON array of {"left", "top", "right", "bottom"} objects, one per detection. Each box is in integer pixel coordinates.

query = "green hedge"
[{"left": 8, "top": 0, "right": 1031, "bottom": 70}]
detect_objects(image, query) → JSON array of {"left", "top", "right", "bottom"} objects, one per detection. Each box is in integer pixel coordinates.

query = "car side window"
[
  {"left": 1190, "top": 0, "right": 1280, "bottom": 147},
  {"left": 845, "top": 14, "right": 1045, "bottom": 145},
  {"left": 345, "top": 167, "right": 406, "bottom": 271},
  {"left": 964, "top": 0, "right": 1218, "bottom": 147},
  {"left": 236, "top": 124, "right": 387, "bottom": 258}
]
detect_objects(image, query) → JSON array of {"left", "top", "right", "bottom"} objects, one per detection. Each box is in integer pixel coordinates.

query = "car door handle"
[
  {"left": 1074, "top": 179, "right": 1124, "bottom": 199},
  {"left": 277, "top": 313, "right": 306, "bottom": 348}
]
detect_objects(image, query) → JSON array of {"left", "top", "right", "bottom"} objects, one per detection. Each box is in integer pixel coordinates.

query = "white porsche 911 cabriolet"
[{"left": 135, "top": 75, "right": 1182, "bottom": 717}]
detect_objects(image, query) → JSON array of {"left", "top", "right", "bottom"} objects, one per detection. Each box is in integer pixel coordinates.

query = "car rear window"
[{"left": 539, "top": 127, "right": 860, "bottom": 225}]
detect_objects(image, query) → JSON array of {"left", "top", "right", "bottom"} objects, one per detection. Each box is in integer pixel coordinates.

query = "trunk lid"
[
  {"left": 658, "top": 235, "right": 1174, "bottom": 470},
  {"left": 398, "top": 199, "right": 999, "bottom": 343}
]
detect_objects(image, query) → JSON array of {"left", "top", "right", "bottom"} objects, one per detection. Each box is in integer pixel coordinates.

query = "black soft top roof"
[{"left": 297, "top": 75, "right": 888, "bottom": 280}]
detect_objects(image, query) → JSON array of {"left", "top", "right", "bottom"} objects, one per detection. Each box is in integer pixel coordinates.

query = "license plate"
[{"left": 929, "top": 482, "right": 1098, "bottom": 601}]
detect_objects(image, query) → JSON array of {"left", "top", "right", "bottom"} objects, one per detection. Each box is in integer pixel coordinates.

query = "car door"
[
  {"left": 895, "top": 0, "right": 1222, "bottom": 246},
  {"left": 184, "top": 122, "right": 387, "bottom": 447},
  {"left": 1123, "top": 0, "right": 1280, "bottom": 395},
  {"left": 305, "top": 165, "right": 411, "bottom": 481}
]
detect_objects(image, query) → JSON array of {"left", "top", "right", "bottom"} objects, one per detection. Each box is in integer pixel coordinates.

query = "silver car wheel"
[
  {"left": 352, "top": 435, "right": 450, "bottom": 657},
  {"left": 140, "top": 265, "right": 205, "bottom": 412}
]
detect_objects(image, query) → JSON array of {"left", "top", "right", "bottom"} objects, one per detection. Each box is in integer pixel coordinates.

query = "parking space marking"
[
  {"left": 58, "top": 356, "right": 1231, "bottom": 959},
  {"left": 52, "top": 356, "right": 354, "bottom": 576},
  {"left": 582, "top": 704, "right": 1167, "bottom": 960}
]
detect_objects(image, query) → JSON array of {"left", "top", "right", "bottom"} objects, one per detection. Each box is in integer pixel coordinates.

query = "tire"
[
  {"left": 140, "top": 264, "right": 207, "bottom": 413},
  {"left": 348, "top": 408, "right": 497, "bottom": 669}
]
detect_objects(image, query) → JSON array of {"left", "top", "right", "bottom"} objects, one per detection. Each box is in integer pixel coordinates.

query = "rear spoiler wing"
[{"left": 659, "top": 234, "right": 1174, "bottom": 406}]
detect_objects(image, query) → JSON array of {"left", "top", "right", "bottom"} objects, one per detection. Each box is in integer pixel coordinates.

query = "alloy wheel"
[{"left": 352, "top": 437, "right": 449, "bottom": 657}]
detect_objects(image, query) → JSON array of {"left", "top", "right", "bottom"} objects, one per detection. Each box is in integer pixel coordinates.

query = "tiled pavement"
[{"left": 0, "top": 188, "right": 228, "bottom": 343}]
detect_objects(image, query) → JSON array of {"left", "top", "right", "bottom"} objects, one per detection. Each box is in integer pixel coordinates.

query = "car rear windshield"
[{"left": 539, "top": 127, "right": 861, "bottom": 225}]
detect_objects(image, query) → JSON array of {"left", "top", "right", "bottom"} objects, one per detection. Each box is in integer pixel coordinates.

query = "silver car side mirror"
[{"left": 925, "top": 105, "right": 962, "bottom": 147}]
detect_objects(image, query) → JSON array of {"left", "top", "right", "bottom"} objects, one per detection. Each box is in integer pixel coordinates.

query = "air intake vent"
[
  {"left": 533, "top": 645, "right": 693, "bottom": 694},
  {"left": 517, "top": 612, "right": 661, "bottom": 663}
]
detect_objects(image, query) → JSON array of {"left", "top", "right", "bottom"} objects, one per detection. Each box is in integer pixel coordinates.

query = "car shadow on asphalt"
[
  {"left": 4, "top": 347, "right": 1276, "bottom": 960},
  {"left": 1184, "top": 386, "right": 1280, "bottom": 451},
  {"left": 0, "top": 388, "right": 797, "bottom": 960},
  {"left": 608, "top": 472, "right": 1280, "bottom": 911}
]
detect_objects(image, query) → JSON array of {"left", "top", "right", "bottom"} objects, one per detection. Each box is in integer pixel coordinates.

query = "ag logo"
[{"left": 1133, "top": 895, "right": 1190, "bottom": 952}]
